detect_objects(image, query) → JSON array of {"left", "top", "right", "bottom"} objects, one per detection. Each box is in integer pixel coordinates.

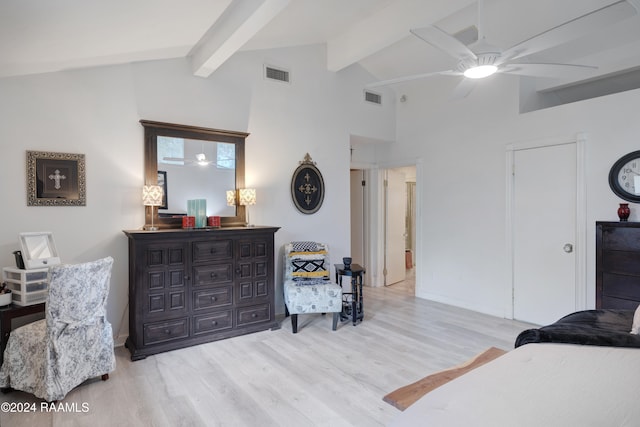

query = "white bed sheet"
[{"left": 389, "top": 343, "right": 640, "bottom": 427}]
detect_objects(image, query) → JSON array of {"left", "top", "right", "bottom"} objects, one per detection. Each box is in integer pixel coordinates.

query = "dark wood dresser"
[
  {"left": 596, "top": 221, "right": 640, "bottom": 309},
  {"left": 123, "top": 226, "right": 279, "bottom": 360}
]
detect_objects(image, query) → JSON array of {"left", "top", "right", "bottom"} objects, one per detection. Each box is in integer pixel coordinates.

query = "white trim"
[
  {"left": 575, "top": 133, "right": 588, "bottom": 311},
  {"left": 505, "top": 133, "right": 587, "bottom": 319}
]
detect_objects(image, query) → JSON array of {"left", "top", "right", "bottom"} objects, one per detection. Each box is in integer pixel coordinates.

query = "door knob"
[{"left": 563, "top": 243, "right": 573, "bottom": 253}]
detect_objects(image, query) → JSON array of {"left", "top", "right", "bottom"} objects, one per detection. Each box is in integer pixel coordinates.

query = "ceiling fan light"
[
  {"left": 464, "top": 65, "right": 497, "bottom": 79},
  {"left": 195, "top": 153, "right": 209, "bottom": 166}
]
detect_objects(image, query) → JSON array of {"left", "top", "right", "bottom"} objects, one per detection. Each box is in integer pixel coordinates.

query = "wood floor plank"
[{"left": 0, "top": 278, "right": 534, "bottom": 426}]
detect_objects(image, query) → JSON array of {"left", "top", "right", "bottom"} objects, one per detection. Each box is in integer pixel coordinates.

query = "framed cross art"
[{"left": 26, "top": 150, "right": 86, "bottom": 206}]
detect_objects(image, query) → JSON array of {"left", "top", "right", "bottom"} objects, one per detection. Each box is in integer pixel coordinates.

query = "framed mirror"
[
  {"left": 141, "top": 120, "right": 248, "bottom": 228},
  {"left": 19, "top": 231, "right": 61, "bottom": 269}
]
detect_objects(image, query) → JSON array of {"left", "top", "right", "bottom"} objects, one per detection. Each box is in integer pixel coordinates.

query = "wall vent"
[
  {"left": 364, "top": 90, "right": 382, "bottom": 105},
  {"left": 264, "top": 65, "right": 290, "bottom": 83}
]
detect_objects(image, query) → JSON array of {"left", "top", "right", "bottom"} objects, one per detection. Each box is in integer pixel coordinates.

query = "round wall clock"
[
  {"left": 609, "top": 150, "right": 640, "bottom": 203},
  {"left": 291, "top": 153, "right": 325, "bottom": 214}
]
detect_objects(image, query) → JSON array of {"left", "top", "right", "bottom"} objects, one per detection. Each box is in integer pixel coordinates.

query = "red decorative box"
[
  {"left": 208, "top": 216, "right": 221, "bottom": 227},
  {"left": 182, "top": 216, "right": 195, "bottom": 228}
]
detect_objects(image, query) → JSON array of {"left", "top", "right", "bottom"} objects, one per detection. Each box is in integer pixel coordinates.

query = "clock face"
[{"left": 609, "top": 151, "right": 640, "bottom": 202}]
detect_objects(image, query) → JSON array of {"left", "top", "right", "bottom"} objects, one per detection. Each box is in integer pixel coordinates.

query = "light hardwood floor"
[{"left": 0, "top": 278, "right": 533, "bottom": 427}]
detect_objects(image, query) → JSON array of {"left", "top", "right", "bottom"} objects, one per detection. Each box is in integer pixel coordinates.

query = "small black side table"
[
  {"left": 334, "top": 264, "right": 365, "bottom": 325},
  {"left": 0, "top": 303, "right": 46, "bottom": 365}
]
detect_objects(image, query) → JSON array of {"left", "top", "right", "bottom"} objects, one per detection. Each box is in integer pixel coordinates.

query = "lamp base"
[{"left": 144, "top": 225, "right": 159, "bottom": 231}]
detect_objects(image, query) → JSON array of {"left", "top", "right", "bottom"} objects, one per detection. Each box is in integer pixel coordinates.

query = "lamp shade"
[
  {"left": 226, "top": 190, "right": 236, "bottom": 206},
  {"left": 239, "top": 188, "right": 256, "bottom": 206},
  {"left": 142, "top": 185, "right": 163, "bottom": 206}
]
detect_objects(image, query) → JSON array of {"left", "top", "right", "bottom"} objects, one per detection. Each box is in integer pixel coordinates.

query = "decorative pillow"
[
  {"left": 292, "top": 241, "right": 318, "bottom": 252},
  {"left": 291, "top": 257, "right": 328, "bottom": 278},
  {"left": 630, "top": 304, "right": 640, "bottom": 334}
]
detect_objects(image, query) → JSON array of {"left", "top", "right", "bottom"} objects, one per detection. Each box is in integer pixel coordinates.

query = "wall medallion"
[{"left": 291, "top": 153, "right": 325, "bottom": 214}]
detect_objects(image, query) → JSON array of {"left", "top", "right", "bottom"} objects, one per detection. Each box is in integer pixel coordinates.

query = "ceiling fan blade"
[
  {"left": 501, "top": 63, "right": 598, "bottom": 79},
  {"left": 365, "top": 70, "right": 461, "bottom": 88},
  {"left": 163, "top": 157, "right": 189, "bottom": 162},
  {"left": 410, "top": 26, "right": 477, "bottom": 61},
  {"left": 451, "top": 78, "right": 478, "bottom": 99},
  {"left": 501, "top": 0, "right": 634, "bottom": 62}
]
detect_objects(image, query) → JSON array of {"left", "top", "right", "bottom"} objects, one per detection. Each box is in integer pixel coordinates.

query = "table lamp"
[
  {"left": 226, "top": 190, "right": 236, "bottom": 207},
  {"left": 239, "top": 188, "right": 256, "bottom": 227},
  {"left": 142, "top": 185, "right": 163, "bottom": 231}
]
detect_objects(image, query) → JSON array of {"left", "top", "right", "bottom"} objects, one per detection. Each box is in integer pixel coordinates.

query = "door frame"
[
  {"left": 378, "top": 160, "right": 422, "bottom": 292},
  {"left": 505, "top": 133, "right": 587, "bottom": 319}
]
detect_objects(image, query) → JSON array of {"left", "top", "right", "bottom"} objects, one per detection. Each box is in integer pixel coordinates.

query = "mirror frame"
[{"left": 141, "top": 120, "right": 248, "bottom": 228}]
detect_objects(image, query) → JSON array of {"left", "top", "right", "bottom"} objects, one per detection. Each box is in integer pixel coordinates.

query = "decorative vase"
[
  {"left": 618, "top": 203, "right": 630, "bottom": 222},
  {"left": 343, "top": 257, "right": 352, "bottom": 270}
]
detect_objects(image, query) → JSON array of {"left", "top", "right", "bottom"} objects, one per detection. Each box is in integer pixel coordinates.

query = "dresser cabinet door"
[
  {"left": 144, "top": 243, "right": 188, "bottom": 319},
  {"left": 235, "top": 238, "right": 271, "bottom": 305}
]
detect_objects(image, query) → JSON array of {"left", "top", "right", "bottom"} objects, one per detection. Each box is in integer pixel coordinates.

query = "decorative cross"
[
  {"left": 298, "top": 172, "right": 317, "bottom": 205},
  {"left": 48, "top": 169, "right": 66, "bottom": 190}
]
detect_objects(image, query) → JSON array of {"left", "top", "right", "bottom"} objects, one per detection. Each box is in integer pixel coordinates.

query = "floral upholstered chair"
[
  {"left": 283, "top": 242, "right": 342, "bottom": 333},
  {"left": 0, "top": 256, "right": 115, "bottom": 401}
]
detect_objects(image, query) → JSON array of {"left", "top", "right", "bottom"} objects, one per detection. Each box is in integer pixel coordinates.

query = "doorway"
[{"left": 349, "top": 165, "right": 417, "bottom": 294}]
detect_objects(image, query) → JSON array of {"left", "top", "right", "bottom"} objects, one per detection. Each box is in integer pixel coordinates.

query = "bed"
[{"left": 389, "top": 309, "right": 640, "bottom": 426}]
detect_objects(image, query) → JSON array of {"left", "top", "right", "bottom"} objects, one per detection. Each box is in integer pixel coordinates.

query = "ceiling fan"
[
  {"left": 163, "top": 152, "right": 215, "bottom": 166},
  {"left": 366, "top": 0, "right": 639, "bottom": 97}
]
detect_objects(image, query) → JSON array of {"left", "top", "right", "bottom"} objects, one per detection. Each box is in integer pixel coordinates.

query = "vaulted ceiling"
[{"left": 2, "top": 0, "right": 640, "bottom": 93}]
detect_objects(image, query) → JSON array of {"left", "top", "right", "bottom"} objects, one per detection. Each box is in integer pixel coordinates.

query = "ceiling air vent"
[
  {"left": 264, "top": 65, "right": 290, "bottom": 83},
  {"left": 364, "top": 90, "right": 382, "bottom": 105}
]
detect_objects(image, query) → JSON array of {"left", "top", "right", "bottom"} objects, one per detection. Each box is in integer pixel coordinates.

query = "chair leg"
[
  {"left": 291, "top": 314, "right": 298, "bottom": 333},
  {"left": 332, "top": 312, "right": 339, "bottom": 331},
  {"left": 101, "top": 374, "right": 109, "bottom": 381}
]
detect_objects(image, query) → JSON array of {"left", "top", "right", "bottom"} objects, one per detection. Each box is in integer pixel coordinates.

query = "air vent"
[
  {"left": 264, "top": 65, "right": 290, "bottom": 83},
  {"left": 364, "top": 90, "right": 382, "bottom": 105}
]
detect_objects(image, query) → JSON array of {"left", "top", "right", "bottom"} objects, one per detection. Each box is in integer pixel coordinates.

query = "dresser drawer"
[
  {"left": 193, "top": 264, "right": 233, "bottom": 286},
  {"left": 193, "top": 310, "right": 233, "bottom": 335},
  {"left": 602, "top": 272, "right": 640, "bottom": 301},
  {"left": 193, "top": 286, "right": 232, "bottom": 310},
  {"left": 601, "top": 295, "right": 640, "bottom": 310},
  {"left": 601, "top": 226, "right": 640, "bottom": 251},
  {"left": 193, "top": 240, "right": 233, "bottom": 262},
  {"left": 236, "top": 303, "right": 271, "bottom": 327},
  {"left": 602, "top": 251, "right": 640, "bottom": 276},
  {"left": 143, "top": 318, "right": 189, "bottom": 346}
]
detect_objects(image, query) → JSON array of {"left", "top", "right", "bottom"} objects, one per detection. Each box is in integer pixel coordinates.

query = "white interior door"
[
  {"left": 385, "top": 169, "right": 406, "bottom": 285},
  {"left": 513, "top": 143, "right": 576, "bottom": 325}
]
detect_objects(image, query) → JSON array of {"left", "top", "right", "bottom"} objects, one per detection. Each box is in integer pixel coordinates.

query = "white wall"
[
  {"left": 377, "top": 73, "right": 640, "bottom": 317},
  {"left": 0, "top": 44, "right": 395, "bottom": 345}
]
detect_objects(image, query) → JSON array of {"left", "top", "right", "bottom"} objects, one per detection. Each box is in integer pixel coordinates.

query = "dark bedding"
[{"left": 514, "top": 309, "right": 640, "bottom": 348}]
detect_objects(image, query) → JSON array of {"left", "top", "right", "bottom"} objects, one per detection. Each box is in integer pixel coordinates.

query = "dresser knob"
[
  {"left": 210, "top": 296, "right": 217, "bottom": 302},
  {"left": 164, "top": 329, "right": 170, "bottom": 334},
  {"left": 210, "top": 248, "right": 216, "bottom": 254},
  {"left": 212, "top": 321, "right": 217, "bottom": 326},
  {"left": 210, "top": 273, "right": 217, "bottom": 279},
  {"left": 251, "top": 313, "right": 258, "bottom": 318}
]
